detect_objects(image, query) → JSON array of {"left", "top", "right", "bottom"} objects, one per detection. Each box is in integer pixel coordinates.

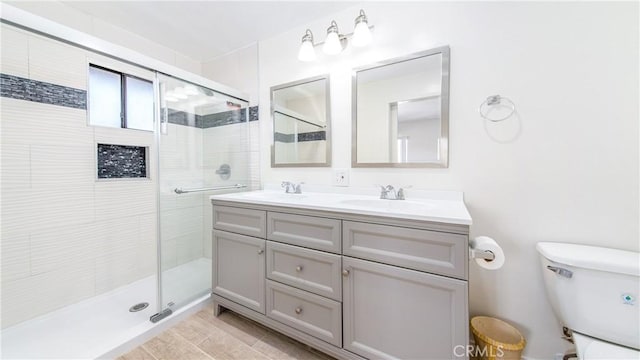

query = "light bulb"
[
  {"left": 352, "top": 22, "right": 372, "bottom": 47},
  {"left": 323, "top": 20, "right": 343, "bottom": 55},
  {"left": 297, "top": 29, "right": 316, "bottom": 62},
  {"left": 298, "top": 40, "right": 316, "bottom": 61},
  {"left": 323, "top": 32, "right": 342, "bottom": 55},
  {"left": 352, "top": 9, "right": 372, "bottom": 47}
]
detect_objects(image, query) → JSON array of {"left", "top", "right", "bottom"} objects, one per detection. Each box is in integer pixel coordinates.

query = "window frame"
[{"left": 88, "top": 63, "right": 154, "bottom": 130}]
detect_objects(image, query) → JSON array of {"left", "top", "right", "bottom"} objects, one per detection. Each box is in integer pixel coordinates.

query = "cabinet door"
[
  {"left": 343, "top": 257, "right": 468, "bottom": 360},
  {"left": 212, "top": 230, "right": 266, "bottom": 314}
]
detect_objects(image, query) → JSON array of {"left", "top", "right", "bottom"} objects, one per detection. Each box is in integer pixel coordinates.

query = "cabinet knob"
[
  {"left": 296, "top": 265, "right": 303, "bottom": 272},
  {"left": 295, "top": 307, "right": 303, "bottom": 314},
  {"left": 342, "top": 269, "right": 350, "bottom": 277},
  {"left": 258, "top": 249, "right": 264, "bottom": 254}
]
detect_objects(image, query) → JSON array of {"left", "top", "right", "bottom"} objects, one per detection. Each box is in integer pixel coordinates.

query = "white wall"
[
  {"left": 202, "top": 43, "right": 259, "bottom": 105},
  {"left": 211, "top": 2, "right": 639, "bottom": 358},
  {"left": 5, "top": 0, "right": 202, "bottom": 75}
]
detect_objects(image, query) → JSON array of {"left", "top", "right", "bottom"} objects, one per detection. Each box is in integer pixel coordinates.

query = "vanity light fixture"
[
  {"left": 297, "top": 9, "right": 373, "bottom": 61},
  {"left": 352, "top": 10, "right": 372, "bottom": 47},
  {"left": 297, "top": 29, "right": 316, "bottom": 62},
  {"left": 323, "top": 21, "right": 345, "bottom": 55}
]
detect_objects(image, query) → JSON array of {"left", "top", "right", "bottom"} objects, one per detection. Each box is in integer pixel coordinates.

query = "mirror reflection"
[
  {"left": 271, "top": 75, "right": 330, "bottom": 167},
  {"left": 352, "top": 46, "right": 450, "bottom": 167}
]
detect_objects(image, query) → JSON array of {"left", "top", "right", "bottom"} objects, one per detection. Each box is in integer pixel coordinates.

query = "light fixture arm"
[
  {"left": 301, "top": 29, "right": 314, "bottom": 44},
  {"left": 355, "top": 9, "right": 368, "bottom": 26},
  {"left": 311, "top": 25, "right": 374, "bottom": 47}
]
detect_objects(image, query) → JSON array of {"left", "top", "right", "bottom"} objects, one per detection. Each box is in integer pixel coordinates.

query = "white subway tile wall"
[
  {"left": 0, "top": 24, "right": 158, "bottom": 328},
  {"left": 0, "top": 26, "right": 29, "bottom": 78},
  {"left": 0, "top": 22, "right": 258, "bottom": 328}
]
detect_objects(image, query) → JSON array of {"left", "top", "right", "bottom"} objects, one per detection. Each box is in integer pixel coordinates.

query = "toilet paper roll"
[{"left": 470, "top": 236, "right": 505, "bottom": 270}]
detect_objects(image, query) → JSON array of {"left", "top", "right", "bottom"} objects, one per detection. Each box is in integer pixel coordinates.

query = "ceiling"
[{"left": 61, "top": 1, "right": 355, "bottom": 63}]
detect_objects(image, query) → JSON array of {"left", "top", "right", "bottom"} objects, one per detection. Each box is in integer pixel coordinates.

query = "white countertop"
[{"left": 210, "top": 185, "right": 472, "bottom": 225}]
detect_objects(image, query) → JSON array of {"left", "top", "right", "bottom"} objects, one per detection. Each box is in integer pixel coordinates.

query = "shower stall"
[{"left": 0, "top": 19, "right": 253, "bottom": 359}]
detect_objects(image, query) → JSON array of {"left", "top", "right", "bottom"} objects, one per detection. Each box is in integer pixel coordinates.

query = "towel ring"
[{"left": 479, "top": 95, "right": 515, "bottom": 122}]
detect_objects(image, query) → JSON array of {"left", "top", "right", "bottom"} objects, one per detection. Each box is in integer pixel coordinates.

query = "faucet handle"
[
  {"left": 281, "top": 181, "right": 293, "bottom": 193},
  {"left": 375, "top": 184, "right": 390, "bottom": 199},
  {"left": 396, "top": 185, "right": 412, "bottom": 200},
  {"left": 294, "top": 182, "right": 304, "bottom": 194}
]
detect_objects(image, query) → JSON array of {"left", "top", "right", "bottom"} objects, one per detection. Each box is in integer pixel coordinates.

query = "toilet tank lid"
[{"left": 536, "top": 242, "right": 639, "bottom": 276}]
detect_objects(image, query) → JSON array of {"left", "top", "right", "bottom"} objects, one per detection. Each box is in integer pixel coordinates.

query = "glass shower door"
[{"left": 156, "top": 74, "right": 250, "bottom": 315}]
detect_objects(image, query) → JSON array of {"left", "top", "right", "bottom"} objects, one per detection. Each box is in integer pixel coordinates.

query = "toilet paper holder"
[{"left": 469, "top": 248, "right": 496, "bottom": 261}]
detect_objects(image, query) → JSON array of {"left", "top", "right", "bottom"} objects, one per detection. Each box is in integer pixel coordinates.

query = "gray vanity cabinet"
[
  {"left": 211, "top": 200, "right": 469, "bottom": 360},
  {"left": 342, "top": 256, "right": 468, "bottom": 359}
]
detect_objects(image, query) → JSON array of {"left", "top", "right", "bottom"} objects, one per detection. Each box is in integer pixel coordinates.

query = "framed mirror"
[
  {"left": 271, "top": 75, "right": 331, "bottom": 167},
  {"left": 352, "top": 46, "right": 450, "bottom": 167}
]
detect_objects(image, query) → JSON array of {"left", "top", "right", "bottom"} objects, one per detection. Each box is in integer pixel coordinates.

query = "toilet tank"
[{"left": 536, "top": 242, "right": 640, "bottom": 350}]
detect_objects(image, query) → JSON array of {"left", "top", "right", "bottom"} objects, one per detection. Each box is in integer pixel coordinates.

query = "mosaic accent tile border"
[
  {"left": 97, "top": 144, "right": 147, "bottom": 179},
  {"left": 0, "top": 73, "right": 86, "bottom": 109},
  {"left": 249, "top": 106, "right": 259, "bottom": 122},
  {"left": 167, "top": 109, "right": 197, "bottom": 127},
  {"left": 166, "top": 105, "right": 259, "bottom": 129},
  {"left": 274, "top": 130, "right": 327, "bottom": 143},
  {"left": 0, "top": 72, "right": 257, "bottom": 128}
]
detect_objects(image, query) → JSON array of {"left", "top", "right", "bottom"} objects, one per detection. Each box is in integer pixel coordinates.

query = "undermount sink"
[{"left": 339, "top": 199, "right": 436, "bottom": 212}]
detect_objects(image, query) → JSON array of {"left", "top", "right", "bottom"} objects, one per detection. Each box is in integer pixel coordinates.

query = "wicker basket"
[{"left": 470, "top": 316, "right": 526, "bottom": 360}]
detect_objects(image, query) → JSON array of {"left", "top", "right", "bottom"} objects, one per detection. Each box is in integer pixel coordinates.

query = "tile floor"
[{"left": 117, "top": 303, "right": 335, "bottom": 360}]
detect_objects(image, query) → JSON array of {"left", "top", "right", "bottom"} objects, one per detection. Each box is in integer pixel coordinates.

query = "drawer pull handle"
[
  {"left": 258, "top": 249, "right": 264, "bottom": 254},
  {"left": 296, "top": 265, "right": 303, "bottom": 272},
  {"left": 342, "top": 269, "right": 350, "bottom": 277},
  {"left": 295, "top": 307, "right": 303, "bottom": 314}
]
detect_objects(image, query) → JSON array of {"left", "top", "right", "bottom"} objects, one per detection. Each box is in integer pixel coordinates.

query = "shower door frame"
[{"left": 152, "top": 73, "right": 251, "bottom": 321}]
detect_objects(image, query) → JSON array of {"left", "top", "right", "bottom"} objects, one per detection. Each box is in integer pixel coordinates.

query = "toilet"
[{"left": 536, "top": 242, "right": 640, "bottom": 359}]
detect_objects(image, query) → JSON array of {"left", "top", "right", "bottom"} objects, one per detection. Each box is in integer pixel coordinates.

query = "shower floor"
[{"left": 1, "top": 258, "right": 212, "bottom": 359}]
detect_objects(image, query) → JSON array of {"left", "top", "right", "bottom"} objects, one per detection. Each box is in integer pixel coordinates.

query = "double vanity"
[{"left": 210, "top": 188, "right": 472, "bottom": 359}]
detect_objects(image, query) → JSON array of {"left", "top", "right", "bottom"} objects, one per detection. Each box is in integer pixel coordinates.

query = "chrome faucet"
[
  {"left": 282, "top": 181, "right": 303, "bottom": 194},
  {"left": 379, "top": 185, "right": 406, "bottom": 200}
]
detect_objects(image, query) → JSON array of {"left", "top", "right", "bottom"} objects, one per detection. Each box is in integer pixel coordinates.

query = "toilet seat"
[{"left": 573, "top": 332, "right": 640, "bottom": 360}]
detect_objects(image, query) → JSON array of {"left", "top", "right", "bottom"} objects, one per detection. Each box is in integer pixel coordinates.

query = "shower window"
[{"left": 88, "top": 64, "right": 154, "bottom": 131}]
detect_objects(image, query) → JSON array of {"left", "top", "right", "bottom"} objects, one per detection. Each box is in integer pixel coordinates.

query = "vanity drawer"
[
  {"left": 266, "top": 241, "right": 342, "bottom": 301},
  {"left": 266, "top": 280, "right": 342, "bottom": 347},
  {"left": 343, "top": 221, "right": 468, "bottom": 279},
  {"left": 213, "top": 205, "right": 266, "bottom": 238},
  {"left": 267, "top": 212, "right": 341, "bottom": 253}
]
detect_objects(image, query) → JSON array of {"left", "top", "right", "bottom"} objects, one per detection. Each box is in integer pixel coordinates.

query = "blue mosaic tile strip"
[
  {"left": 165, "top": 106, "right": 259, "bottom": 129},
  {"left": 167, "top": 109, "right": 197, "bottom": 127},
  {"left": 0, "top": 73, "right": 86, "bottom": 109},
  {"left": 249, "top": 106, "right": 259, "bottom": 122},
  {"left": 274, "top": 132, "right": 295, "bottom": 143},
  {"left": 274, "top": 131, "right": 326, "bottom": 143},
  {"left": 199, "top": 108, "right": 247, "bottom": 128},
  {"left": 97, "top": 144, "right": 147, "bottom": 179},
  {"left": 298, "top": 130, "right": 326, "bottom": 142}
]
